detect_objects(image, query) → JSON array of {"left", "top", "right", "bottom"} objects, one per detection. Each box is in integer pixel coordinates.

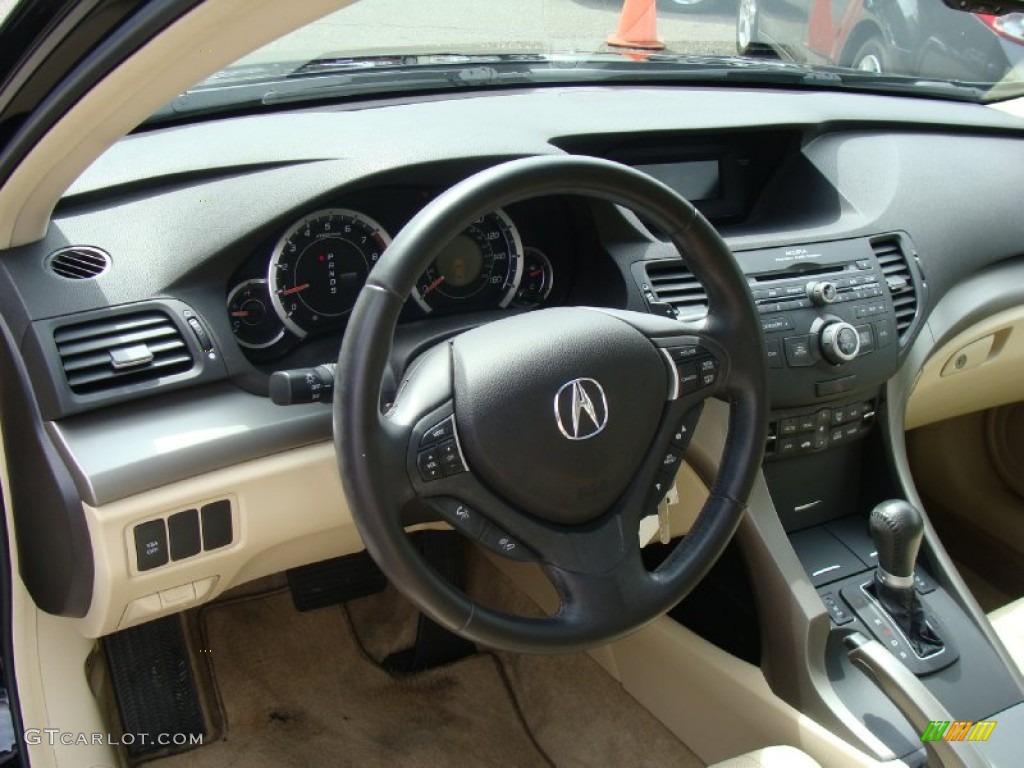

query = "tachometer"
[
  {"left": 268, "top": 208, "right": 391, "bottom": 338},
  {"left": 412, "top": 209, "right": 523, "bottom": 313}
]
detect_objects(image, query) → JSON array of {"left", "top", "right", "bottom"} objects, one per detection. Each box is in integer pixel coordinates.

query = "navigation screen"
[{"left": 635, "top": 160, "right": 721, "bottom": 202}]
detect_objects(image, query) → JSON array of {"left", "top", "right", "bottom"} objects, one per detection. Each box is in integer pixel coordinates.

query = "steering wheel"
[{"left": 334, "top": 156, "right": 767, "bottom": 653}]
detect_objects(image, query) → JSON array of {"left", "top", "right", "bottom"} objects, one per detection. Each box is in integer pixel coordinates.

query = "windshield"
[{"left": 153, "top": 0, "right": 1024, "bottom": 123}]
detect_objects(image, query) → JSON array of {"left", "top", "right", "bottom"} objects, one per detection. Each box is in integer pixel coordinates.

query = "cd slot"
[{"left": 749, "top": 263, "right": 846, "bottom": 282}]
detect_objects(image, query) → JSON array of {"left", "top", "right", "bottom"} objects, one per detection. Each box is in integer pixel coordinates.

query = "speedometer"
[
  {"left": 411, "top": 209, "right": 523, "bottom": 313},
  {"left": 268, "top": 208, "right": 391, "bottom": 338}
]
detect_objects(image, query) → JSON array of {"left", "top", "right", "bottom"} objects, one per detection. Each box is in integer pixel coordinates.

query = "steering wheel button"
[
  {"left": 658, "top": 447, "right": 684, "bottom": 475},
  {"left": 417, "top": 451, "right": 444, "bottom": 481},
  {"left": 700, "top": 372, "right": 716, "bottom": 387},
  {"left": 477, "top": 524, "right": 537, "bottom": 563},
  {"left": 676, "top": 362, "right": 699, "bottom": 394},
  {"left": 420, "top": 417, "right": 455, "bottom": 446},
  {"left": 432, "top": 499, "right": 487, "bottom": 539},
  {"left": 667, "top": 345, "right": 703, "bottom": 362},
  {"left": 441, "top": 451, "right": 466, "bottom": 476}
]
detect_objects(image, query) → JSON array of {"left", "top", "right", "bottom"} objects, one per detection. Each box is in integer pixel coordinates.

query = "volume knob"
[{"left": 820, "top": 321, "right": 861, "bottom": 364}]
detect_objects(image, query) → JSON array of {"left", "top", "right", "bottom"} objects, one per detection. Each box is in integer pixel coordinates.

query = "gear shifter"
[
  {"left": 870, "top": 499, "right": 923, "bottom": 589},
  {"left": 869, "top": 500, "right": 944, "bottom": 657}
]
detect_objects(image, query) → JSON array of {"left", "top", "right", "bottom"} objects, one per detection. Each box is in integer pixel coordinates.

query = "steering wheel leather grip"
[{"left": 334, "top": 155, "right": 768, "bottom": 653}]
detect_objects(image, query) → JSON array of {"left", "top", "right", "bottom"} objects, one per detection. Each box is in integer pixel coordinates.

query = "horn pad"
[{"left": 451, "top": 308, "right": 668, "bottom": 525}]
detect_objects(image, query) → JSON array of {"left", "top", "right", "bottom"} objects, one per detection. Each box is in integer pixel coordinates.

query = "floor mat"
[
  {"left": 347, "top": 558, "right": 703, "bottom": 768},
  {"left": 156, "top": 590, "right": 553, "bottom": 768}
]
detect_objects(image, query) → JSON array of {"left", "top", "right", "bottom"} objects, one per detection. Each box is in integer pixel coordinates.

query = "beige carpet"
[
  {"left": 157, "top": 590, "right": 553, "bottom": 768},
  {"left": 154, "top": 546, "right": 703, "bottom": 768}
]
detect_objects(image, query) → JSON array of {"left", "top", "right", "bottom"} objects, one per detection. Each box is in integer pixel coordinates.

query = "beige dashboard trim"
[
  {"left": 905, "top": 306, "right": 1024, "bottom": 429},
  {"left": 80, "top": 441, "right": 361, "bottom": 638},
  {"left": 0, "top": 0, "right": 356, "bottom": 249}
]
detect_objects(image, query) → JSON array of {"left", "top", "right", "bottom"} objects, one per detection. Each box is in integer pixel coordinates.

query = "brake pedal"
[{"left": 287, "top": 551, "right": 387, "bottom": 611}]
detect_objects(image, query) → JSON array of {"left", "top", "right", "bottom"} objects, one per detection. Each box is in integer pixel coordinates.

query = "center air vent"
[
  {"left": 872, "top": 237, "right": 919, "bottom": 342},
  {"left": 46, "top": 246, "right": 111, "bottom": 280},
  {"left": 644, "top": 260, "right": 709, "bottom": 318},
  {"left": 54, "top": 310, "right": 194, "bottom": 395}
]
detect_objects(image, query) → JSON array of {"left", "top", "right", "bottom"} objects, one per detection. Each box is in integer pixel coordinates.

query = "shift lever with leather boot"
[{"left": 869, "top": 500, "right": 944, "bottom": 657}]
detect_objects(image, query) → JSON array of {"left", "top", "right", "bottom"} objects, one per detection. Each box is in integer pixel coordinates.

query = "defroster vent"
[
  {"left": 872, "top": 237, "right": 919, "bottom": 342},
  {"left": 644, "top": 260, "right": 709, "bottom": 318},
  {"left": 55, "top": 310, "right": 194, "bottom": 395}
]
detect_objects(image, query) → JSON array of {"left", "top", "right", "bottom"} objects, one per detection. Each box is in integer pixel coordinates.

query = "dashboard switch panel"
[
  {"left": 133, "top": 519, "right": 169, "bottom": 572},
  {"left": 201, "top": 500, "right": 233, "bottom": 551},
  {"left": 129, "top": 498, "right": 235, "bottom": 575},
  {"left": 168, "top": 508, "right": 201, "bottom": 561}
]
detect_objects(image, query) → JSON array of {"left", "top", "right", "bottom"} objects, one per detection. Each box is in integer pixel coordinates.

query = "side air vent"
[
  {"left": 644, "top": 260, "right": 708, "bottom": 317},
  {"left": 872, "top": 237, "right": 918, "bottom": 341},
  {"left": 54, "top": 310, "right": 194, "bottom": 395},
  {"left": 46, "top": 246, "right": 111, "bottom": 280}
]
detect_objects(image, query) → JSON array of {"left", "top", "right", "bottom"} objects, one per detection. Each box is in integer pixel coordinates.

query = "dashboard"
[{"left": 2, "top": 84, "right": 1024, "bottom": 637}]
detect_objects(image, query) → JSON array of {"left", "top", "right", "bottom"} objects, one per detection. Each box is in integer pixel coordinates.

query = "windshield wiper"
[
  {"left": 145, "top": 52, "right": 988, "bottom": 126},
  {"left": 147, "top": 54, "right": 550, "bottom": 123}
]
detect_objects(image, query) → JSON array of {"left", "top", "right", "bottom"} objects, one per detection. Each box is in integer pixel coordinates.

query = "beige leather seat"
[
  {"left": 710, "top": 746, "right": 822, "bottom": 768},
  {"left": 990, "top": 596, "right": 1024, "bottom": 672}
]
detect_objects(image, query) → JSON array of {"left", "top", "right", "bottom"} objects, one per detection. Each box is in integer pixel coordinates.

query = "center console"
[{"left": 638, "top": 233, "right": 1023, "bottom": 766}]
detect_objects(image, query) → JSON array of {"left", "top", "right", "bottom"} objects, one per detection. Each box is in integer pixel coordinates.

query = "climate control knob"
[
  {"left": 820, "top": 321, "right": 861, "bottom": 364},
  {"left": 807, "top": 280, "right": 838, "bottom": 306}
]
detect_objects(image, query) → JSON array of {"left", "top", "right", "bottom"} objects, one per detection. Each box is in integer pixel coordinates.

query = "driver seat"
[{"left": 710, "top": 746, "right": 822, "bottom": 768}]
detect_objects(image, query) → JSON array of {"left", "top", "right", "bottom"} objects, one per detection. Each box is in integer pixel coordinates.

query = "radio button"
[
  {"left": 816, "top": 376, "right": 857, "bottom": 397},
  {"left": 779, "top": 417, "right": 801, "bottom": 436},
  {"left": 874, "top": 319, "right": 894, "bottom": 348},
  {"left": 761, "top": 316, "right": 794, "bottom": 333},
  {"left": 784, "top": 336, "right": 815, "bottom": 367},
  {"left": 807, "top": 281, "right": 838, "bottom": 306},
  {"left": 797, "top": 414, "right": 817, "bottom": 432},
  {"left": 856, "top": 324, "right": 875, "bottom": 354}
]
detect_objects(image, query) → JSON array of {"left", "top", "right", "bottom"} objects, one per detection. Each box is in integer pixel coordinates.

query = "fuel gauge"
[
  {"left": 513, "top": 247, "right": 554, "bottom": 308},
  {"left": 227, "top": 279, "right": 286, "bottom": 349}
]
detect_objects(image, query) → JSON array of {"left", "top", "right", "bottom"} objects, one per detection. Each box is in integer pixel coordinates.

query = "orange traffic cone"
[{"left": 607, "top": 0, "right": 664, "bottom": 51}]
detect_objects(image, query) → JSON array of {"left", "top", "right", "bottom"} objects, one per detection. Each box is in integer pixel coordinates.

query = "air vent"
[
  {"left": 644, "top": 260, "right": 709, "bottom": 317},
  {"left": 46, "top": 246, "right": 110, "bottom": 279},
  {"left": 54, "top": 311, "right": 194, "bottom": 395},
  {"left": 872, "top": 237, "right": 918, "bottom": 341}
]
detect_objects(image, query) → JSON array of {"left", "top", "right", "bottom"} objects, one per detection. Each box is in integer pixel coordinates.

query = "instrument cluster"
[{"left": 226, "top": 189, "right": 565, "bottom": 363}]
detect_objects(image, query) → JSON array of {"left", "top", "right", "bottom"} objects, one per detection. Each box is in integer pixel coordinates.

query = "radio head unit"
[{"left": 636, "top": 236, "right": 922, "bottom": 410}]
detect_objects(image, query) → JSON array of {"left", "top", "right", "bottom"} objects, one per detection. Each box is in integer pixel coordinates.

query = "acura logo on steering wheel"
[{"left": 554, "top": 378, "right": 609, "bottom": 441}]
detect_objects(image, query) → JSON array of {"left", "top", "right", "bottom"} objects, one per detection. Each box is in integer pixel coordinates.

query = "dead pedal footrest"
[{"left": 103, "top": 615, "right": 206, "bottom": 759}]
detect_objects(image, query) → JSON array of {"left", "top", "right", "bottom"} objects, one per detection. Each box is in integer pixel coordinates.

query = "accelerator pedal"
[{"left": 384, "top": 531, "right": 477, "bottom": 674}]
